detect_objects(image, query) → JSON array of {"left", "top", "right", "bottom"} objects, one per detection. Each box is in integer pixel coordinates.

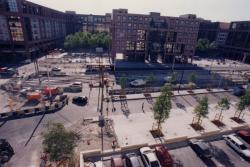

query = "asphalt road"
[{"left": 0, "top": 84, "right": 101, "bottom": 167}]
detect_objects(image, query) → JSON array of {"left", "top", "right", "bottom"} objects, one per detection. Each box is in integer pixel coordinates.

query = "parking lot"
[{"left": 84, "top": 140, "right": 250, "bottom": 167}]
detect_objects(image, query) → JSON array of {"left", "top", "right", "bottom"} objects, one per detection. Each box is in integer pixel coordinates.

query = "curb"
[
  {"left": 0, "top": 96, "right": 69, "bottom": 121},
  {"left": 111, "top": 89, "right": 232, "bottom": 102}
]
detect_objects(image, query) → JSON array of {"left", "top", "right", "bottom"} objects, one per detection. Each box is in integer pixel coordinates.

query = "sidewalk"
[
  {"left": 111, "top": 102, "right": 250, "bottom": 149},
  {"left": 111, "top": 88, "right": 232, "bottom": 101}
]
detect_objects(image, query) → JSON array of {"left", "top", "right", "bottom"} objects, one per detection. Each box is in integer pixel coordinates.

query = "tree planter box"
[
  {"left": 231, "top": 117, "right": 245, "bottom": 124},
  {"left": 206, "top": 88, "right": 212, "bottom": 92},
  {"left": 150, "top": 129, "right": 164, "bottom": 138},
  {"left": 211, "top": 120, "right": 225, "bottom": 127},
  {"left": 190, "top": 123, "right": 204, "bottom": 131}
]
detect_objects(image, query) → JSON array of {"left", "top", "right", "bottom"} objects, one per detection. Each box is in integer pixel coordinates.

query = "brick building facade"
[{"left": 111, "top": 9, "right": 200, "bottom": 63}]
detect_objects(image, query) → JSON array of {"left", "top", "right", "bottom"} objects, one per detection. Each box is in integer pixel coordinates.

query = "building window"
[
  {"left": 232, "top": 23, "right": 237, "bottom": 29},
  {"left": 7, "top": 0, "right": 18, "bottom": 12},
  {"left": 136, "top": 41, "right": 145, "bottom": 51},
  {"left": 0, "top": 15, "right": 10, "bottom": 41},
  {"left": 137, "top": 30, "right": 145, "bottom": 40},
  {"left": 8, "top": 16, "right": 24, "bottom": 41},
  {"left": 126, "top": 41, "right": 135, "bottom": 50}
]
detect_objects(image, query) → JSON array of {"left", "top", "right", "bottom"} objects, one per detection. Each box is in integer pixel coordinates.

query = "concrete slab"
[{"left": 111, "top": 112, "right": 156, "bottom": 147}]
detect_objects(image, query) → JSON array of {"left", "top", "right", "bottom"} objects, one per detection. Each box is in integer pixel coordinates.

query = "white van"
[{"left": 223, "top": 134, "right": 250, "bottom": 159}]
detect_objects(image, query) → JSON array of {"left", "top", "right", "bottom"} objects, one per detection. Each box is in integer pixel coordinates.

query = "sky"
[{"left": 28, "top": 0, "right": 250, "bottom": 22}]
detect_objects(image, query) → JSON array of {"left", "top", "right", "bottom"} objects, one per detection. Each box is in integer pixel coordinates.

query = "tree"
[
  {"left": 146, "top": 73, "right": 154, "bottom": 87},
  {"left": 196, "top": 38, "right": 210, "bottom": 52},
  {"left": 119, "top": 76, "right": 127, "bottom": 90},
  {"left": 235, "top": 92, "right": 250, "bottom": 119},
  {"left": 209, "top": 41, "right": 218, "bottom": 50},
  {"left": 216, "top": 97, "right": 230, "bottom": 121},
  {"left": 42, "top": 122, "right": 81, "bottom": 162},
  {"left": 194, "top": 96, "right": 209, "bottom": 126},
  {"left": 170, "top": 72, "right": 177, "bottom": 84},
  {"left": 153, "top": 85, "right": 172, "bottom": 130},
  {"left": 196, "top": 39, "right": 217, "bottom": 53},
  {"left": 64, "top": 32, "right": 111, "bottom": 51}
]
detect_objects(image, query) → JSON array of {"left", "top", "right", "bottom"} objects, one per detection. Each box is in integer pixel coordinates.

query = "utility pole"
[
  {"left": 171, "top": 56, "right": 175, "bottom": 73},
  {"left": 96, "top": 47, "right": 105, "bottom": 153},
  {"left": 178, "top": 70, "right": 184, "bottom": 93}
]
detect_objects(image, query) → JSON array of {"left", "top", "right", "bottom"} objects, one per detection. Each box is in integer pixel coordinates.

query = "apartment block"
[
  {"left": 75, "top": 13, "right": 111, "bottom": 33},
  {"left": 0, "top": 0, "right": 73, "bottom": 62},
  {"left": 111, "top": 9, "right": 200, "bottom": 63},
  {"left": 198, "top": 20, "right": 230, "bottom": 45},
  {"left": 222, "top": 21, "right": 250, "bottom": 62}
]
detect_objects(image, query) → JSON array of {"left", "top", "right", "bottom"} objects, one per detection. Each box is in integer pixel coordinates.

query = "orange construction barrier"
[{"left": 27, "top": 92, "right": 42, "bottom": 101}]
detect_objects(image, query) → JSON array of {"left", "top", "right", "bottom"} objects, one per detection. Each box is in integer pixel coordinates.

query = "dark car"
[
  {"left": 0, "top": 139, "right": 14, "bottom": 164},
  {"left": 111, "top": 155, "right": 124, "bottom": 167},
  {"left": 155, "top": 145, "right": 173, "bottom": 167},
  {"left": 72, "top": 96, "right": 88, "bottom": 105},
  {"left": 125, "top": 153, "right": 144, "bottom": 167},
  {"left": 237, "top": 130, "right": 250, "bottom": 144},
  {"left": 189, "top": 139, "right": 212, "bottom": 159},
  {"left": 233, "top": 86, "right": 246, "bottom": 96}
]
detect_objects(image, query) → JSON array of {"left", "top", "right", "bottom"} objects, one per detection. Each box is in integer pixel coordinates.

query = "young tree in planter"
[
  {"left": 193, "top": 96, "right": 209, "bottom": 127},
  {"left": 170, "top": 72, "right": 177, "bottom": 84},
  {"left": 42, "top": 122, "right": 81, "bottom": 162},
  {"left": 146, "top": 73, "right": 155, "bottom": 92},
  {"left": 119, "top": 76, "right": 127, "bottom": 90},
  {"left": 235, "top": 92, "right": 250, "bottom": 119},
  {"left": 188, "top": 73, "right": 196, "bottom": 90},
  {"left": 153, "top": 85, "right": 172, "bottom": 130},
  {"left": 216, "top": 97, "right": 230, "bottom": 122}
]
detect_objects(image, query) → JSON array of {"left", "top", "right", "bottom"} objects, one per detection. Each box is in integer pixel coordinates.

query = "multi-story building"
[
  {"left": 0, "top": 0, "right": 73, "bottom": 63},
  {"left": 111, "top": 9, "right": 200, "bottom": 63},
  {"left": 75, "top": 13, "right": 111, "bottom": 33},
  {"left": 222, "top": 21, "right": 250, "bottom": 62},
  {"left": 198, "top": 21, "right": 230, "bottom": 45}
]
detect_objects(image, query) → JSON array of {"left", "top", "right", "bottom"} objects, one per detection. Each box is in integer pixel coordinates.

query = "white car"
[
  {"left": 223, "top": 134, "right": 250, "bottom": 159},
  {"left": 71, "top": 82, "right": 82, "bottom": 87},
  {"left": 51, "top": 67, "right": 61, "bottom": 72},
  {"left": 140, "top": 147, "right": 161, "bottom": 167},
  {"left": 88, "top": 161, "right": 105, "bottom": 167}
]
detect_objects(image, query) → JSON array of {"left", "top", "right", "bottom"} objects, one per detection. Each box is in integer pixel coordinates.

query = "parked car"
[
  {"left": 140, "top": 147, "right": 161, "bottom": 167},
  {"left": 20, "top": 87, "right": 32, "bottom": 96},
  {"left": 71, "top": 82, "right": 82, "bottom": 87},
  {"left": 51, "top": 67, "right": 61, "bottom": 72},
  {"left": 155, "top": 145, "right": 173, "bottom": 167},
  {"left": 20, "top": 59, "right": 32, "bottom": 64},
  {"left": 223, "top": 134, "right": 250, "bottom": 159},
  {"left": 189, "top": 139, "right": 212, "bottom": 158},
  {"left": 89, "top": 161, "right": 106, "bottom": 167},
  {"left": 72, "top": 96, "right": 88, "bottom": 105},
  {"left": 130, "top": 79, "right": 146, "bottom": 87},
  {"left": 233, "top": 86, "right": 246, "bottom": 96},
  {"left": 237, "top": 130, "right": 250, "bottom": 145},
  {"left": 111, "top": 155, "right": 124, "bottom": 167},
  {"left": 125, "top": 153, "right": 144, "bottom": 167}
]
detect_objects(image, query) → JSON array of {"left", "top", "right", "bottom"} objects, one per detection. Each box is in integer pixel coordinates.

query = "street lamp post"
[
  {"left": 96, "top": 47, "right": 105, "bottom": 152},
  {"left": 178, "top": 70, "right": 184, "bottom": 93}
]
